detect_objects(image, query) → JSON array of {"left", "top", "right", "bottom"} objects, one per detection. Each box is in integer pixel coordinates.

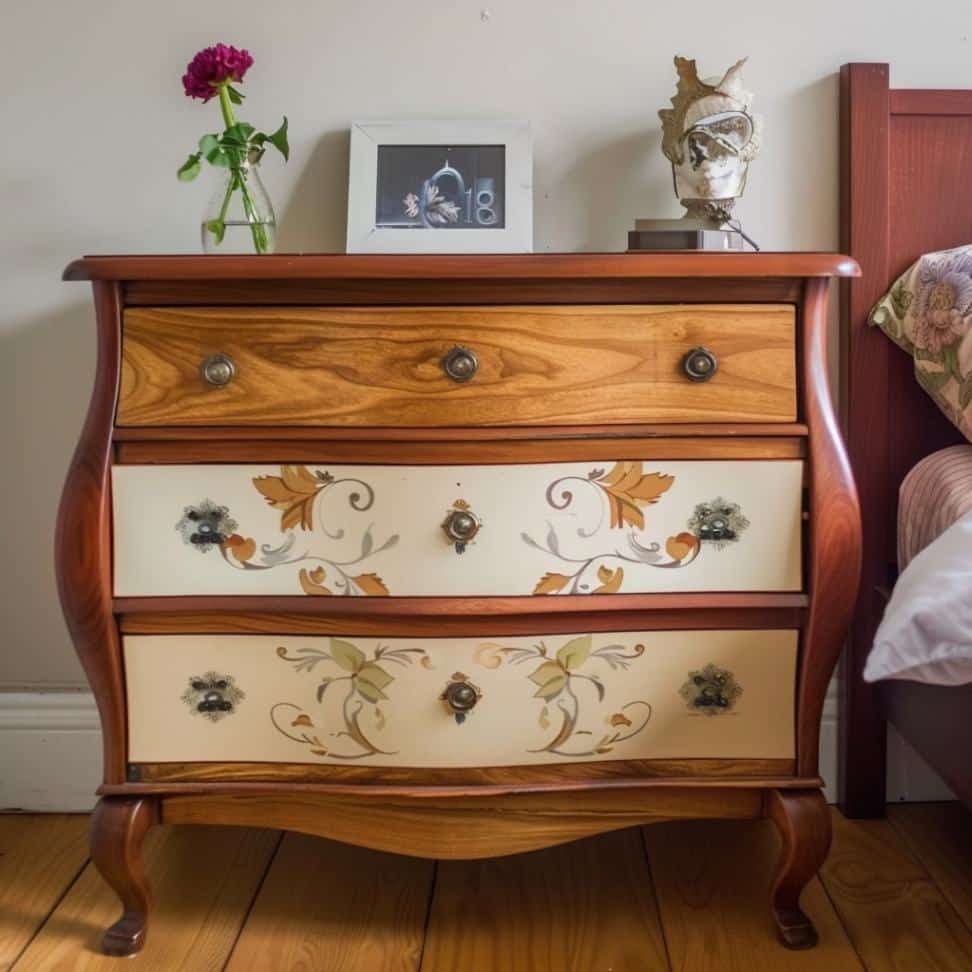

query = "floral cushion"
[{"left": 870, "top": 245, "right": 972, "bottom": 440}]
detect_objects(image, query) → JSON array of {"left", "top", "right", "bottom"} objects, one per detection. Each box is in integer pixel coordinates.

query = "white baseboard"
[
  {"left": 0, "top": 688, "right": 953, "bottom": 812},
  {"left": 0, "top": 692, "right": 101, "bottom": 812}
]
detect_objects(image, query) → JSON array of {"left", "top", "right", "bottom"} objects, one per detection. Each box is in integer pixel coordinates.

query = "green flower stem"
[{"left": 217, "top": 83, "right": 237, "bottom": 131}]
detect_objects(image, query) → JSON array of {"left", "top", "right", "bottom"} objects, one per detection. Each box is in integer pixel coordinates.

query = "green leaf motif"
[
  {"left": 960, "top": 376, "right": 972, "bottom": 411},
  {"left": 355, "top": 662, "right": 393, "bottom": 704},
  {"left": 177, "top": 153, "right": 201, "bottom": 182},
  {"left": 889, "top": 282, "right": 913, "bottom": 319},
  {"left": 330, "top": 638, "right": 365, "bottom": 673},
  {"left": 529, "top": 660, "right": 568, "bottom": 700},
  {"left": 942, "top": 343, "right": 964, "bottom": 383},
  {"left": 556, "top": 634, "right": 592, "bottom": 671}
]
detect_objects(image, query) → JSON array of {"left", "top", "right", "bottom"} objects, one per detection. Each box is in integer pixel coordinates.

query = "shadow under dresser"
[{"left": 57, "top": 252, "right": 861, "bottom": 954}]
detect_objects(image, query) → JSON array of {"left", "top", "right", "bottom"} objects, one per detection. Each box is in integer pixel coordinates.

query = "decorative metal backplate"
[
  {"left": 679, "top": 663, "right": 743, "bottom": 715},
  {"left": 175, "top": 500, "right": 238, "bottom": 552},
  {"left": 688, "top": 497, "right": 749, "bottom": 549},
  {"left": 181, "top": 672, "right": 245, "bottom": 721}
]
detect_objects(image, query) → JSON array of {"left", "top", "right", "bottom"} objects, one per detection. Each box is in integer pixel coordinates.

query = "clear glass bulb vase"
[{"left": 201, "top": 150, "right": 277, "bottom": 255}]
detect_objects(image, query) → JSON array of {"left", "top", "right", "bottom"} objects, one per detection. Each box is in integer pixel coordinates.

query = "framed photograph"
[{"left": 346, "top": 120, "right": 532, "bottom": 254}]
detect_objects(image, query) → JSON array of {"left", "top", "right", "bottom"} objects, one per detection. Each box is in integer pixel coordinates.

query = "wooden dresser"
[{"left": 58, "top": 253, "right": 861, "bottom": 955}]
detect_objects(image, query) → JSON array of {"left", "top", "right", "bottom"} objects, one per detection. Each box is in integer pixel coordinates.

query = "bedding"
[
  {"left": 898, "top": 444, "right": 972, "bottom": 569},
  {"left": 865, "top": 509, "right": 972, "bottom": 686},
  {"left": 870, "top": 244, "right": 972, "bottom": 440}
]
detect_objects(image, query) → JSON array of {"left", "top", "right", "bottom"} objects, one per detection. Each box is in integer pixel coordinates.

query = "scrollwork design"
[
  {"left": 271, "top": 639, "right": 432, "bottom": 759},
  {"left": 474, "top": 635, "right": 652, "bottom": 757},
  {"left": 176, "top": 465, "right": 398, "bottom": 596}
]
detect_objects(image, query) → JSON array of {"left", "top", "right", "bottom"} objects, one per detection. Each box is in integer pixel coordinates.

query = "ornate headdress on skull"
[{"left": 658, "top": 56, "right": 762, "bottom": 224}]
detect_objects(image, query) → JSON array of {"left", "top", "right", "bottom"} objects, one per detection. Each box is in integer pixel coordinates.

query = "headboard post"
[{"left": 839, "top": 63, "right": 892, "bottom": 818}]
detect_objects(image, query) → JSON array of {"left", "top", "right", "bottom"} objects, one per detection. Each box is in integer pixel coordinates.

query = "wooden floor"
[{"left": 1, "top": 804, "right": 970, "bottom": 970}]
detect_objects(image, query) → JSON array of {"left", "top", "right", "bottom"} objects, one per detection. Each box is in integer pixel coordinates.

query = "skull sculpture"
[{"left": 658, "top": 56, "right": 761, "bottom": 227}]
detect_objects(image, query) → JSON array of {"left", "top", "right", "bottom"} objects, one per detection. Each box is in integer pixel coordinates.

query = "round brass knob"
[
  {"left": 440, "top": 674, "right": 482, "bottom": 722},
  {"left": 682, "top": 346, "right": 718, "bottom": 382},
  {"left": 441, "top": 346, "right": 479, "bottom": 383},
  {"left": 441, "top": 507, "right": 481, "bottom": 552},
  {"left": 201, "top": 353, "right": 236, "bottom": 387}
]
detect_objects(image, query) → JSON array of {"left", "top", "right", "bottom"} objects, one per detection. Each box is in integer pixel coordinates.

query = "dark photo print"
[{"left": 375, "top": 144, "right": 506, "bottom": 229}]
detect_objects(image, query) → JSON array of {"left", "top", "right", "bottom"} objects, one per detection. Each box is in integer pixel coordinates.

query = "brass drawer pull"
[
  {"left": 441, "top": 501, "right": 481, "bottom": 553},
  {"left": 441, "top": 345, "right": 479, "bottom": 383},
  {"left": 181, "top": 672, "right": 244, "bottom": 722},
  {"left": 682, "top": 346, "right": 718, "bottom": 382},
  {"left": 440, "top": 673, "right": 482, "bottom": 723},
  {"left": 201, "top": 353, "right": 236, "bottom": 387}
]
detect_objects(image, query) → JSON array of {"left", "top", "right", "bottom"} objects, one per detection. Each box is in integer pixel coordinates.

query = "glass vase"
[{"left": 201, "top": 151, "right": 277, "bottom": 255}]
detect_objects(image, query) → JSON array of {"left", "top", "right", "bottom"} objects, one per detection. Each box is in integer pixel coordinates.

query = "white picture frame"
[{"left": 346, "top": 120, "right": 533, "bottom": 254}]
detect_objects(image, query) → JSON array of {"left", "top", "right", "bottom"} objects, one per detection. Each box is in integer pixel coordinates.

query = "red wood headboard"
[{"left": 839, "top": 63, "right": 972, "bottom": 817}]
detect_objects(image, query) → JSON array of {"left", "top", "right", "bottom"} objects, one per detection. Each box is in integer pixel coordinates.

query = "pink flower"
[
  {"left": 182, "top": 44, "right": 253, "bottom": 102},
  {"left": 913, "top": 250, "right": 972, "bottom": 354}
]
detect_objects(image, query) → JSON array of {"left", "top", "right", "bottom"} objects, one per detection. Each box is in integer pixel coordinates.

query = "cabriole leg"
[
  {"left": 90, "top": 796, "right": 159, "bottom": 956},
  {"left": 766, "top": 788, "right": 830, "bottom": 949}
]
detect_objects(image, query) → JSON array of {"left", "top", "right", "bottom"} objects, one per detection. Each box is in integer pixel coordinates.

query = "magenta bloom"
[{"left": 182, "top": 44, "right": 253, "bottom": 101}]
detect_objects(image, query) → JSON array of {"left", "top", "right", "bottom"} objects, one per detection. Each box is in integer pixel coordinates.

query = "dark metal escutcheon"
[
  {"left": 441, "top": 346, "right": 479, "bottom": 383},
  {"left": 682, "top": 346, "right": 718, "bottom": 382},
  {"left": 442, "top": 508, "right": 481, "bottom": 544},
  {"left": 440, "top": 673, "right": 482, "bottom": 723}
]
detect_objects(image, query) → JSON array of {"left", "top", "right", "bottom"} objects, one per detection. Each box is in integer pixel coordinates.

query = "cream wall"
[{"left": 1, "top": 0, "right": 970, "bottom": 687}]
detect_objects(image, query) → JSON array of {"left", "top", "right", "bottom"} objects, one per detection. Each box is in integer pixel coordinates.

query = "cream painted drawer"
[
  {"left": 112, "top": 460, "right": 803, "bottom": 597},
  {"left": 117, "top": 304, "right": 797, "bottom": 427},
  {"left": 125, "top": 630, "right": 797, "bottom": 767}
]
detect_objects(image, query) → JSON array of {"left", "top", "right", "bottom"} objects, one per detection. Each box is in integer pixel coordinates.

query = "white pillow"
[{"left": 864, "top": 511, "right": 972, "bottom": 685}]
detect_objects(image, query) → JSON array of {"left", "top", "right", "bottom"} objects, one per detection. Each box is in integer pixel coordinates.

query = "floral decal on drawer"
[
  {"left": 175, "top": 465, "right": 397, "bottom": 596},
  {"left": 524, "top": 461, "right": 750, "bottom": 594},
  {"left": 181, "top": 672, "right": 245, "bottom": 722},
  {"left": 270, "top": 638, "right": 431, "bottom": 759},
  {"left": 679, "top": 664, "right": 743, "bottom": 715},
  {"left": 474, "top": 634, "right": 652, "bottom": 757}
]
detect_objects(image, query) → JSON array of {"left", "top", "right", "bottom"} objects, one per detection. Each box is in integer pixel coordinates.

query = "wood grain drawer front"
[
  {"left": 124, "top": 630, "right": 797, "bottom": 766},
  {"left": 112, "top": 460, "right": 802, "bottom": 597},
  {"left": 117, "top": 304, "right": 797, "bottom": 427}
]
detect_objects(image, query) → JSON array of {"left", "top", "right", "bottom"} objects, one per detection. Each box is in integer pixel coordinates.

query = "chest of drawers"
[{"left": 58, "top": 253, "right": 861, "bottom": 955}]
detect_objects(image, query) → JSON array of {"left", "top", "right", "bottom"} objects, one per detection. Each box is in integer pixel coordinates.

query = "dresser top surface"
[{"left": 63, "top": 252, "right": 860, "bottom": 283}]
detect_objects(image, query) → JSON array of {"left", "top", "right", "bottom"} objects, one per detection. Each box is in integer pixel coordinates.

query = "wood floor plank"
[
  {"left": 420, "top": 828, "right": 669, "bottom": 972},
  {"left": 225, "top": 832, "right": 433, "bottom": 971},
  {"left": 13, "top": 824, "right": 279, "bottom": 971},
  {"left": 643, "top": 818, "right": 862, "bottom": 971},
  {"left": 820, "top": 808, "right": 972, "bottom": 971},
  {"left": 0, "top": 815, "right": 89, "bottom": 971},
  {"left": 888, "top": 802, "right": 972, "bottom": 935}
]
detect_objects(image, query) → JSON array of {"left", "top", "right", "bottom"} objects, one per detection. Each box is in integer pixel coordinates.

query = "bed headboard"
[{"left": 839, "top": 63, "right": 972, "bottom": 816}]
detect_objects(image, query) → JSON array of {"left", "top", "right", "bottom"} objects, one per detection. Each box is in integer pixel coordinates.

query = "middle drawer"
[{"left": 113, "top": 458, "right": 802, "bottom": 597}]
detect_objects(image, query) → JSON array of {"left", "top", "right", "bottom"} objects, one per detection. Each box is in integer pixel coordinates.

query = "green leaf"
[
  {"left": 330, "top": 638, "right": 365, "bottom": 673},
  {"left": 268, "top": 116, "right": 290, "bottom": 161},
  {"left": 915, "top": 366, "right": 950, "bottom": 395},
  {"left": 198, "top": 133, "right": 220, "bottom": 156},
  {"left": 205, "top": 144, "right": 231, "bottom": 167},
  {"left": 942, "top": 343, "right": 964, "bottom": 383},
  {"left": 960, "top": 376, "right": 972, "bottom": 411},
  {"left": 556, "top": 634, "right": 592, "bottom": 671},
  {"left": 227, "top": 85, "right": 245, "bottom": 105},
  {"left": 528, "top": 660, "right": 568, "bottom": 700},
  {"left": 177, "top": 153, "right": 201, "bottom": 182},
  {"left": 205, "top": 219, "right": 226, "bottom": 245}
]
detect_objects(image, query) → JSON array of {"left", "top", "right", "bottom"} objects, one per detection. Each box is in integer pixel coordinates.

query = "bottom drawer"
[{"left": 124, "top": 629, "right": 796, "bottom": 768}]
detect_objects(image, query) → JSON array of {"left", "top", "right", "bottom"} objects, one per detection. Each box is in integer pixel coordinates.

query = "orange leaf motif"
[
  {"left": 592, "top": 565, "right": 624, "bottom": 594},
  {"left": 299, "top": 566, "right": 332, "bottom": 596},
  {"left": 665, "top": 531, "right": 701, "bottom": 563},
  {"left": 594, "top": 462, "right": 674, "bottom": 530},
  {"left": 291, "top": 713, "right": 314, "bottom": 728},
  {"left": 222, "top": 534, "right": 257, "bottom": 564},
  {"left": 533, "top": 571, "right": 571, "bottom": 595},
  {"left": 608, "top": 712, "right": 633, "bottom": 728},
  {"left": 351, "top": 572, "right": 390, "bottom": 596},
  {"left": 252, "top": 465, "right": 327, "bottom": 531}
]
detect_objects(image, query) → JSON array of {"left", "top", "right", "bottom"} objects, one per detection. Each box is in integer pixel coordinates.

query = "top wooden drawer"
[{"left": 117, "top": 304, "right": 797, "bottom": 427}]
